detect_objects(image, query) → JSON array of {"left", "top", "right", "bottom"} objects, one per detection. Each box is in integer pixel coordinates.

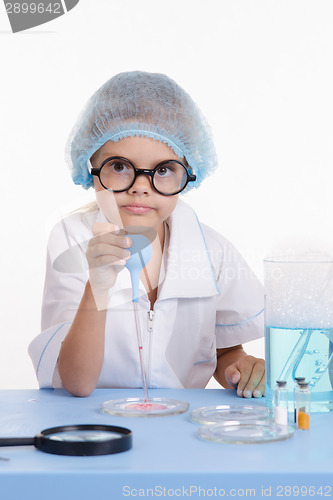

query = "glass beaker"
[{"left": 264, "top": 257, "right": 333, "bottom": 413}]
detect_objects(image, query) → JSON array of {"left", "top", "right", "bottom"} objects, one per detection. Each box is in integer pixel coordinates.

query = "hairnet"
[{"left": 66, "top": 71, "right": 218, "bottom": 191}]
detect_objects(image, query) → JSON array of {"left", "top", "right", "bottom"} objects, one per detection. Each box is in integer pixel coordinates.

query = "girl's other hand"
[
  {"left": 224, "top": 355, "right": 265, "bottom": 398},
  {"left": 86, "top": 223, "right": 131, "bottom": 309}
]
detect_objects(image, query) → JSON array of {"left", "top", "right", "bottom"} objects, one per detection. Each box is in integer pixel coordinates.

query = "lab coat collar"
[{"left": 157, "top": 199, "right": 220, "bottom": 300}]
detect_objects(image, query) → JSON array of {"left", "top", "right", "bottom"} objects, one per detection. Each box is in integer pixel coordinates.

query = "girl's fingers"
[
  {"left": 236, "top": 360, "right": 254, "bottom": 397},
  {"left": 92, "top": 255, "right": 127, "bottom": 268},
  {"left": 92, "top": 222, "right": 120, "bottom": 236},
  {"left": 241, "top": 370, "right": 265, "bottom": 398},
  {"left": 224, "top": 365, "right": 241, "bottom": 388},
  {"left": 92, "top": 222, "right": 131, "bottom": 245},
  {"left": 87, "top": 243, "right": 130, "bottom": 260},
  {"left": 238, "top": 358, "right": 265, "bottom": 398},
  {"left": 88, "top": 231, "right": 131, "bottom": 251},
  {"left": 252, "top": 374, "right": 265, "bottom": 398}
]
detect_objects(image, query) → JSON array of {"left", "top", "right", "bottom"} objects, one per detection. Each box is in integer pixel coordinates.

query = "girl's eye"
[
  {"left": 106, "top": 160, "right": 132, "bottom": 173},
  {"left": 156, "top": 166, "right": 171, "bottom": 176},
  {"left": 112, "top": 162, "right": 126, "bottom": 172}
]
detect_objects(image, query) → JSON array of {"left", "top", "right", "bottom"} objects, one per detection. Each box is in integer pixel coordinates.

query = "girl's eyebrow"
[
  {"left": 99, "top": 152, "right": 119, "bottom": 159},
  {"left": 92, "top": 152, "right": 122, "bottom": 165},
  {"left": 98, "top": 154, "right": 182, "bottom": 165},
  {"left": 97, "top": 154, "right": 128, "bottom": 164}
]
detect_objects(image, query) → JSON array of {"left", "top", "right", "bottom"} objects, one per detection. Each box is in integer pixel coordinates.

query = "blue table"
[{"left": 0, "top": 388, "right": 332, "bottom": 500}]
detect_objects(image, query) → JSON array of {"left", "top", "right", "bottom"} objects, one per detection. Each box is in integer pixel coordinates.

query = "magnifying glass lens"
[{"left": 48, "top": 430, "right": 124, "bottom": 442}]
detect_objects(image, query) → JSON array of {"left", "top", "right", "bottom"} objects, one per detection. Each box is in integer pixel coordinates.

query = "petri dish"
[
  {"left": 190, "top": 405, "right": 270, "bottom": 425},
  {"left": 101, "top": 397, "right": 189, "bottom": 417},
  {"left": 198, "top": 420, "right": 294, "bottom": 444}
]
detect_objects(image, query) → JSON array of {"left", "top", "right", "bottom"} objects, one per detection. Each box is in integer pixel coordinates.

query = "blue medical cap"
[{"left": 66, "top": 71, "right": 218, "bottom": 191}]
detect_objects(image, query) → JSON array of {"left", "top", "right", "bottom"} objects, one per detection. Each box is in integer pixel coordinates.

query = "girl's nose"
[{"left": 128, "top": 173, "right": 153, "bottom": 195}]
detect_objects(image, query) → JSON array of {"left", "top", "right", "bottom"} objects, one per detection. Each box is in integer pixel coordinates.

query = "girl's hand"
[
  {"left": 86, "top": 222, "right": 131, "bottom": 309},
  {"left": 224, "top": 355, "right": 265, "bottom": 398}
]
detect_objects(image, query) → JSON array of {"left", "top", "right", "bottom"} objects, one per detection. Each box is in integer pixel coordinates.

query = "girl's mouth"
[{"left": 122, "top": 205, "right": 153, "bottom": 214}]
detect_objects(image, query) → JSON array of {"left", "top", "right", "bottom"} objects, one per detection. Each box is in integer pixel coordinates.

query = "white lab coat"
[{"left": 29, "top": 199, "right": 264, "bottom": 389}]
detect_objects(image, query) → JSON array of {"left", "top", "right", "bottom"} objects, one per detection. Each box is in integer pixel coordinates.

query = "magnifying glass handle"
[{"left": 0, "top": 437, "right": 35, "bottom": 447}]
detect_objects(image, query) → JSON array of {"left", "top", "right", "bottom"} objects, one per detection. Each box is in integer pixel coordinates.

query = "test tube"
[
  {"left": 296, "top": 381, "right": 310, "bottom": 430},
  {"left": 294, "top": 377, "right": 306, "bottom": 423},
  {"left": 274, "top": 380, "right": 288, "bottom": 426}
]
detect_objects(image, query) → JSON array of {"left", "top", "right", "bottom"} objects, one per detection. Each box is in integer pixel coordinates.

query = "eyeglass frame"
[{"left": 90, "top": 156, "right": 197, "bottom": 196}]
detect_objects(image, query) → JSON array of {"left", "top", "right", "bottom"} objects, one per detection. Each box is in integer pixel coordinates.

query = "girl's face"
[{"left": 91, "top": 136, "right": 180, "bottom": 236}]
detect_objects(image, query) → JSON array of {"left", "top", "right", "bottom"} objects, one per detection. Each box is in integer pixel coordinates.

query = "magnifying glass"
[{"left": 0, "top": 424, "right": 133, "bottom": 456}]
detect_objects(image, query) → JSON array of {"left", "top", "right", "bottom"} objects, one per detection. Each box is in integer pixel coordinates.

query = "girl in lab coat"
[{"left": 29, "top": 71, "right": 265, "bottom": 398}]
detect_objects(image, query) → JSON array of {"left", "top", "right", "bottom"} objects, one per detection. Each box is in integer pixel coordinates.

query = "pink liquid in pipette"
[{"left": 133, "top": 301, "right": 150, "bottom": 404}]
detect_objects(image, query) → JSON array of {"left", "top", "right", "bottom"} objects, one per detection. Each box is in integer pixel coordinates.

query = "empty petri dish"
[
  {"left": 198, "top": 420, "right": 294, "bottom": 444},
  {"left": 102, "top": 397, "right": 189, "bottom": 417},
  {"left": 190, "top": 405, "right": 270, "bottom": 425}
]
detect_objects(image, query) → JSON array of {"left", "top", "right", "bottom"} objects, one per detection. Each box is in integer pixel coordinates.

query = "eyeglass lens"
[{"left": 99, "top": 158, "right": 188, "bottom": 195}]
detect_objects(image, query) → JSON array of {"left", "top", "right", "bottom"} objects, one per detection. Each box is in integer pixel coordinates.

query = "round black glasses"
[{"left": 91, "top": 157, "right": 196, "bottom": 196}]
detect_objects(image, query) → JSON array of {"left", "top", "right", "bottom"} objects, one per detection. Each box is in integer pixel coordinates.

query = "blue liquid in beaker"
[{"left": 265, "top": 326, "right": 333, "bottom": 412}]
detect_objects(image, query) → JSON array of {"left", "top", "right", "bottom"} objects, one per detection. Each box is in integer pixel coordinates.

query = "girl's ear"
[
  {"left": 183, "top": 156, "right": 192, "bottom": 173},
  {"left": 87, "top": 159, "right": 93, "bottom": 173}
]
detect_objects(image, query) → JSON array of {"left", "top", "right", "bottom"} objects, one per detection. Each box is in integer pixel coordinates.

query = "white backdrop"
[{"left": 0, "top": 0, "right": 332, "bottom": 389}]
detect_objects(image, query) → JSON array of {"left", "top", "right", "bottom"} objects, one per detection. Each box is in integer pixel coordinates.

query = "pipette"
[
  {"left": 278, "top": 329, "right": 312, "bottom": 382},
  {"left": 125, "top": 233, "right": 152, "bottom": 405},
  {"left": 101, "top": 231, "right": 189, "bottom": 416}
]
